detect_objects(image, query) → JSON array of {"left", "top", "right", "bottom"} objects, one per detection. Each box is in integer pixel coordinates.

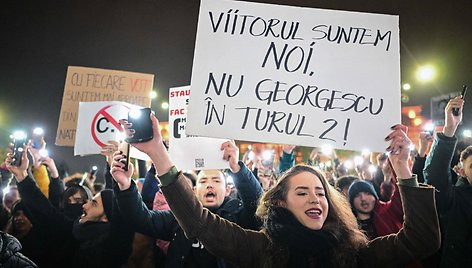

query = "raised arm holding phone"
[
  {"left": 423, "top": 94, "right": 472, "bottom": 267},
  {"left": 112, "top": 110, "right": 264, "bottom": 267}
]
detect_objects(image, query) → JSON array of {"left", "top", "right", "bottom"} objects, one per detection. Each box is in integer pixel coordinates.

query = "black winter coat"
[
  {"left": 424, "top": 133, "right": 472, "bottom": 267},
  {"left": 115, "top": 162, "right": 263, "bottom": 268},
  {"left": 0, "top": 231, "right": 37, "bottom": 267}
]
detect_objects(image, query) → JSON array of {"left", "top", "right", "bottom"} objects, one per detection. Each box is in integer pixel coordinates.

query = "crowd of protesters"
[{"left": 0, "top": 95, "right": 471, "bottom": 267}]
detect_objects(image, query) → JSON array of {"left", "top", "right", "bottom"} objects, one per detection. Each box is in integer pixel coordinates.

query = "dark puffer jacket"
[{"left": 0, "top": 231, "right": 37, "bottom": 267}]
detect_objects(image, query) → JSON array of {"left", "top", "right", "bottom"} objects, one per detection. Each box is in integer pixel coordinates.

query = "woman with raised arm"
[{"left": 112, "top": 115, "right": 440, "bottom": 268}]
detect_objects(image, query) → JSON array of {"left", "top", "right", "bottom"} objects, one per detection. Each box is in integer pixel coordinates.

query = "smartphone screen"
[
  {"left": 12, "top": 137, "right": 26, "bottom": 166},
  {"left": 453, "top": 85, "right": 467, "bottom": 116},
  {"left": 119, "top": 142, "right": 130, "bottom": 171},
  {"left": 32, "top": 128, "right": 44, "bottom": 149},
  {"left": 126, "top": 108, "right": 153, "bottom": 143}
]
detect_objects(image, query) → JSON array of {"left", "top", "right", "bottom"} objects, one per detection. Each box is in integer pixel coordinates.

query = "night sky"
[{"left": 1, "top": 0, "right": 471, "bottom": 175}]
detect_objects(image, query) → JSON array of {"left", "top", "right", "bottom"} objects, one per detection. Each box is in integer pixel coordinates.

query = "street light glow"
[
  {"left": 413, "top": 118, "right": 423, "bottom": 126},
  {"left": 12, "top": 131, "right": 27, "bottom": 140},
  {"left": 150, "top": 91, "right": 157, "bottom": 99},
  {"left": 416, "top": 65, "right": 436, "bottom": 82},
  {"left": 161, "top": 102, "right": 169, "bottom": 109},
  {"left": 33, "top": 127, "right": 44, "bottom": 135},
  {"left": 424, "top": 123, "right": 435, "bottom": 132},
  {"left": 402, "top": 83, "right": 411, "bottom": 90},
  {"left": 343, "top": 160, "right": 353, "bottom": 170},
  {"left": 354, "top": 156, "right": 364, "bottom": 166}
]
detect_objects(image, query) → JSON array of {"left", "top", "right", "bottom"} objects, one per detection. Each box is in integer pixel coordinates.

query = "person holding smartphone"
[
  {"left": 113, "top": 118, "right": 263, "bottom": 268},
  {"left": 423, "top": 96, "right": 472, "bottom": 267},
  {"left": 5, "top": 146, "right": 135, "bottom": 268},
  {"left": 27, "top": 138, "right": 50, "bottom": 198}
]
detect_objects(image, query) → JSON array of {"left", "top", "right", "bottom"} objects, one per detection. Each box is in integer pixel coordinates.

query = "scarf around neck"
[
  {"left": 72, "top": 219, "right": 110, "bottom": 242},
  {"left": 265, "top": 207, "right": 337, "bottom": 267}
]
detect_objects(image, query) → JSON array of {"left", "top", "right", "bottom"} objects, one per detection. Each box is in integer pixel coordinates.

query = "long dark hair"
[{"left": 256, "top": 165, "right": 367, "bottom": 267}]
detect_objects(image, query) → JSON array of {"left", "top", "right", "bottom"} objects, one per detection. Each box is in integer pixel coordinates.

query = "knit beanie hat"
[
  {"left": 348, "top": 180, "right": 378, "bottom": 208},
  {"left": 100, "top": 189, "right": 114, "bottom": 221}
]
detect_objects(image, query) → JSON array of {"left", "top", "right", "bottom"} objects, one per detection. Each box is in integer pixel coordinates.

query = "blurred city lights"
[
  {"left": 408, "top": 109, "right": 416, "bottom": 119},
  {"left": 33, "top": 127, "right": 44, "bottom": 135},
  {"left": 12, "top": 131, "right": 26, "bottom": 140},
  {"left": 150, "top": 91, "right": 158, "bottom": 99},
  {"left": 262, "top": 150, "right": 273, "bottom": 161},
  {"left": 368, "top": 164, "right": 377, "bottom": 174},
  {"left": 463, "top": 129, "right": 472, "bottom": 138},
  {"left": 424, "top": 123, "right": 435, "bottom": 132},
  {"left": 344, "top": 160, "right": 353, "bottom": 170},
  {"left": 413, "top": 118, "right": 423, "bottom": 126},
  {"left": 161, "top": 102, "right": 169, "bottom": 109},
  {"left": 416, "top": 65, "right": 436, "bottom": 82},
  {"left": 354, "top": 156, "right": 364, "bottom": 166},
  {"left": 402, "top": 83, "right": 411, "bottom": 91}
]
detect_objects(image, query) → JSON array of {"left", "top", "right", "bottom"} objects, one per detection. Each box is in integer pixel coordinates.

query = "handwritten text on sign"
[
  {"left": 186, "top": 0, "right": 401, "bottom": 152},
  {"left": 56, "top": 66, "right": 153, "bottom": 146}
]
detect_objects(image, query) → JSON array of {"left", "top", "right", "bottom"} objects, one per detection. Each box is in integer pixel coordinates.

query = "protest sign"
[
  {"left": 74, "top": 101, "right": 149, "bottom": 161},
  {"left": 56, "top": 66, "right": 153, "bottom": 146},
  {"left": 186, "top": 0, "right": 401, "bottom": 152},
  {"left": 169, "top": 86, "right": 229, "bottom": 170}
]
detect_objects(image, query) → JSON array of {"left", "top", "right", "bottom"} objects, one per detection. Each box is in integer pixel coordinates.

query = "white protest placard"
[
  {"left": 74, "top": 101, "right": 149, "bottom": 161},
  {"left": 186, "top": 0, "right": 401, "bottom": 152},
  {"left": 169, "top": 86, "right": 229, "bottom": 170},
  {"left": 56, "top": 66, "right": 154, "bottom": 146}
]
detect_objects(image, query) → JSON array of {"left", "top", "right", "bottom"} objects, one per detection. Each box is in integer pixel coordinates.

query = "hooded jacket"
[{"left": 17, "top": 175, "right": 134, "bottom": 268}]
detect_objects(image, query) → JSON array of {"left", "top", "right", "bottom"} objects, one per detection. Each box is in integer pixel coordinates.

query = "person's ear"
[
  {"left": 193, "top": 186, "right": 197, "bottom": 194},
  {"left": 224, "top": 185, "right": 231, "bottom": 196},
  {"left": 459, "top": 166, "right": 466, "bottom": 177}
]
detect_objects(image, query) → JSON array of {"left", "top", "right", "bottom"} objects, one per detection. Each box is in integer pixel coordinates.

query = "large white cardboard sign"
[
  {"left": 74, "top": 101, "right": 149, "bottom": 160},
  {"left": 169, "top": 86, "right": 229, "bottom": 170},
  {"left": 186, "top": 0, "right": 401, "bottom": 152}
]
